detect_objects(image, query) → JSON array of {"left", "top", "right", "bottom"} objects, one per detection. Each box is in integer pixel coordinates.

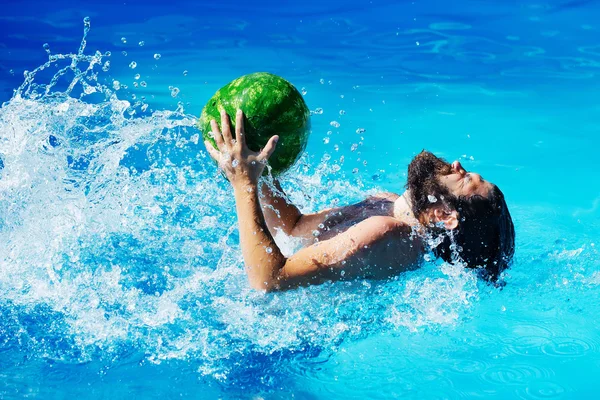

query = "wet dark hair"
[{"left": 407, "top": 151, "right": 515, "bottom": 280}]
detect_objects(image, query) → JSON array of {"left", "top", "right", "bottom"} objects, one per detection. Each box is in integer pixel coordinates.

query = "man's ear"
[{"left": 433, "top": 207, "right": 459, "bottom": 230}]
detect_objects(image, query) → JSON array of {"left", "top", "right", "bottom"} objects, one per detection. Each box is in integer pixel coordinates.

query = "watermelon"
[{"left": 198, "top": 72, "right": 311, "bottom": 175}]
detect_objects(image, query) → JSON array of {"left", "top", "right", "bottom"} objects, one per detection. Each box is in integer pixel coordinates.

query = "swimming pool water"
[{"left": 1, "top": 0, "right": 599, "bottom": 398}]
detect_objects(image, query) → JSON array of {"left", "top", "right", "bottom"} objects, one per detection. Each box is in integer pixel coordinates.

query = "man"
[{"left": 204, "top": 110, "right": 515, "bottom": 291}]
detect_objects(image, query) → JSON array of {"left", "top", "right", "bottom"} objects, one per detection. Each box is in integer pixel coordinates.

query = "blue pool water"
[{"left": 1, "top": 0, "right": 600, "bottom": 398}]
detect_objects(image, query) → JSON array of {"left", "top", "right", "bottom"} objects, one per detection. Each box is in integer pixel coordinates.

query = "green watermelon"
[{"left": 198, "top": 72, "right": 311, "bottom": 175}]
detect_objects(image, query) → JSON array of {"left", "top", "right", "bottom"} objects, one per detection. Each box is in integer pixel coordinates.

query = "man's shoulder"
[{"left": 369, "top": 192, "right": 400, "bottom": 202}]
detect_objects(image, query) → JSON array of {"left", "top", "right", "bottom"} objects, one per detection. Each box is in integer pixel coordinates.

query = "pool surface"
[{"left": 1, "top": 0, "right": 599, "bottom": 398}]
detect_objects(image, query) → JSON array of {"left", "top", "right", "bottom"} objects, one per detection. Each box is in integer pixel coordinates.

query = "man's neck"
[{"left": 393, "top": 190, "right": 420, "bottom": 226}]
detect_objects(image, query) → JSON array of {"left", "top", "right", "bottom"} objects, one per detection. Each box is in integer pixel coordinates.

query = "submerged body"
[{"left": 261, "top": 187, "right": 424, "bottom": 283}]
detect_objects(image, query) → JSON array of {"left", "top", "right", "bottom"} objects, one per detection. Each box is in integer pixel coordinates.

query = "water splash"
[{"left": 0, "top": 17, "right": 482, "bottom": 388}]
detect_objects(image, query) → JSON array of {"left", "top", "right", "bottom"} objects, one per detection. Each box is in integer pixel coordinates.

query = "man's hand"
[{"left": 204, "top": 109, "right": 279, "bottom": 187}]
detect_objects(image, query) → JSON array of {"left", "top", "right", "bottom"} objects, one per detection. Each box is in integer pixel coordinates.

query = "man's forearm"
[
  {"left": 234, "top": 180, "right": 286, "bottom": 290},
  {"left": 259, "top": 179, "right": 302, "bottom": 236}
]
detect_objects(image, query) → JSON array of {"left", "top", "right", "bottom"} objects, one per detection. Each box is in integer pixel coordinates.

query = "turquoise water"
[{"left": 1, "top": 1, "right": 600, "bottom": 398}]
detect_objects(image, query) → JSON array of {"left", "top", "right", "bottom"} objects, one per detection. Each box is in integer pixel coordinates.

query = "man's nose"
[{"left": 452, "top": 161, "right": 466, "bottom": 175}]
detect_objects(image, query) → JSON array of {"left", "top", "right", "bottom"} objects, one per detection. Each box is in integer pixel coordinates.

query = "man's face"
[
  {"left": 439, "top": 160, "right": 494, "bottom": 198},
  {"left": 408, "top": 151, "right": 494, "bottom": 200}
]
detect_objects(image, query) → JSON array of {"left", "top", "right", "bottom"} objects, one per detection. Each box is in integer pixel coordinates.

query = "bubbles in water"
[
  {"left": 43, "top": 43, "right": 51, "bottom": 55},
  {"left": 169, "top": 86, "right": 180, "bottom": 97},
  {"left": 350, "top": 143, "right": 358, "bottom": 152},
  {"left": 140, "top": 81, "right": 147, "bottom": 87},
  {"left": 138, "top": 41, "right": 145, "bottom": 47},
  {"left": 301, "top": 87, "right": 307, "bottom": 95},
  {"left": 183, "top": 70, "right": 188, "bottom": 76},
  {"left": 129, "top": 61, "right": 137, "bottom": 69},
  {"left": 232, "top": 159, "right": 239, "bottom": 168},
  {"left": 83, "top": 16, "right": 91, "bottom": 29},
  {"left": 330, "top": 121, "right": 340, "bottom": 128},
  {"left": 9, "top": 69, "right": 14, "bottom": 75},
  {"left": 102, "top": 61, "right": 111, "bottom": 72},
  {"left": 323, "top": 137, "right": 330, "bottom": 144},
  {"left": 428, "top": 195, "right": 438, "bottom": 203},
  {"left": 356, "top": 128, "right": 365, "bottom": 134},
  {"left": 314, "top": 107, "right": 323, "bottom": 115},
  {"left": 134, "top": 73, "right": 140, "bottom": 80},
  {"left": 122, "top": 51, "right": 128, "bottom": 56},
  {"left": 154, "top": 53, "right": 162, "bottom": 60},
  {"left": 339, "top": 110, "right": 345, "bottom": 115},
  {"left": 121, "top": 37, "right": 127, "bottom": 44},
  {"left": 319, "top": 78, "right": 325, "bottom": 84},
  {"left": 112, "top": 80, "right": 121, "bottom": 90},
  {"left": 265, "top": 246, "right": 273, "bottom": 254},
  {"left": 352, "top": 168, "right": 359, "bottom": 174}
]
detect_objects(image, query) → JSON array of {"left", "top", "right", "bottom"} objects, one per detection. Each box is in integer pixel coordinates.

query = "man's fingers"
[
  {"left": 204, "top": 141, "right": 220, "bottom": 162},
  {"left": 235, "top": 109, "right": 246, "bottom": 147},
  {"left": 211, "top": 119, "right": 225, "bottom": 151},
  {"left": 220, "top": 109, "right": 233, "bottom": 144},
  {"left": 260, "top": 135, "right": 279, "bottom": 161}
]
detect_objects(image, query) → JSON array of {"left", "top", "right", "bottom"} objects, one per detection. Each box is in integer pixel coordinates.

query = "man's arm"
[{"left": 259, "top": 179, "right": 302, "bottom": 237}]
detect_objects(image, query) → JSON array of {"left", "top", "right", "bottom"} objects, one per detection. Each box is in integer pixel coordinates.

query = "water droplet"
[
  {"left": 112, "top": 80, "right": 121, "bottom": 90},
  {"left": 129, "top": 61, "right": 137, "bottom": 69},
  {"left": 323, "top": 137, "right": 330, "bottom": 144},
  {"left": 265, "top": 246, "right": 273, "bottom": 254},
  {"left": 330, "top": 121, "right": 340, "bottom": 128},
  {"left": 356, "top": 128, "right": 366, "bottom": 134},
  {"left": 140, "top": 81, "right": 147, "bottom": 87},
  {"left": 170, "top": 87, "right": 180, "bottom": 97},
  {"left": 134, "top": 73, "right": 140, "bottom": 80},
  {"left": 232, "top": 159, "right": 239, "bottom": 168},
  {"left": 183, "top": 70, "right": 188, "bottom": 76},
  {"left": 312, "top": 230, "right": 320, "bottom": 237},
  {"left": 301, "top": 87, "right": 307, "bottom": 95},
  {"left": 350, "top": 143, "right": 358, "bottom": 152},
  {"left": 153, "top": 53, "right": 161, "bottom": 60},
  {"left": 339, "top": 110, "right": 345, "bottom": 115},
  {"left": 138, "top": 41, "right": 145, "bottom": 47},
  {"left": 428, "top": 195, "right": 438, "bottom": 203},
  {"left": 121, "top": 37, "right": 127, "bottom": 44}
]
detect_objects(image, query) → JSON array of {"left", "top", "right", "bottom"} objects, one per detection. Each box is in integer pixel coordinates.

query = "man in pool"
[{"left": 204, "top": 110, "right": 515, "bottom": 291}]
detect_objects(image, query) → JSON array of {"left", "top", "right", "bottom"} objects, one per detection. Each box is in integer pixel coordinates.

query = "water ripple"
[{"left": 541, "top": 337, "right": 592, "bottom": 358}]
